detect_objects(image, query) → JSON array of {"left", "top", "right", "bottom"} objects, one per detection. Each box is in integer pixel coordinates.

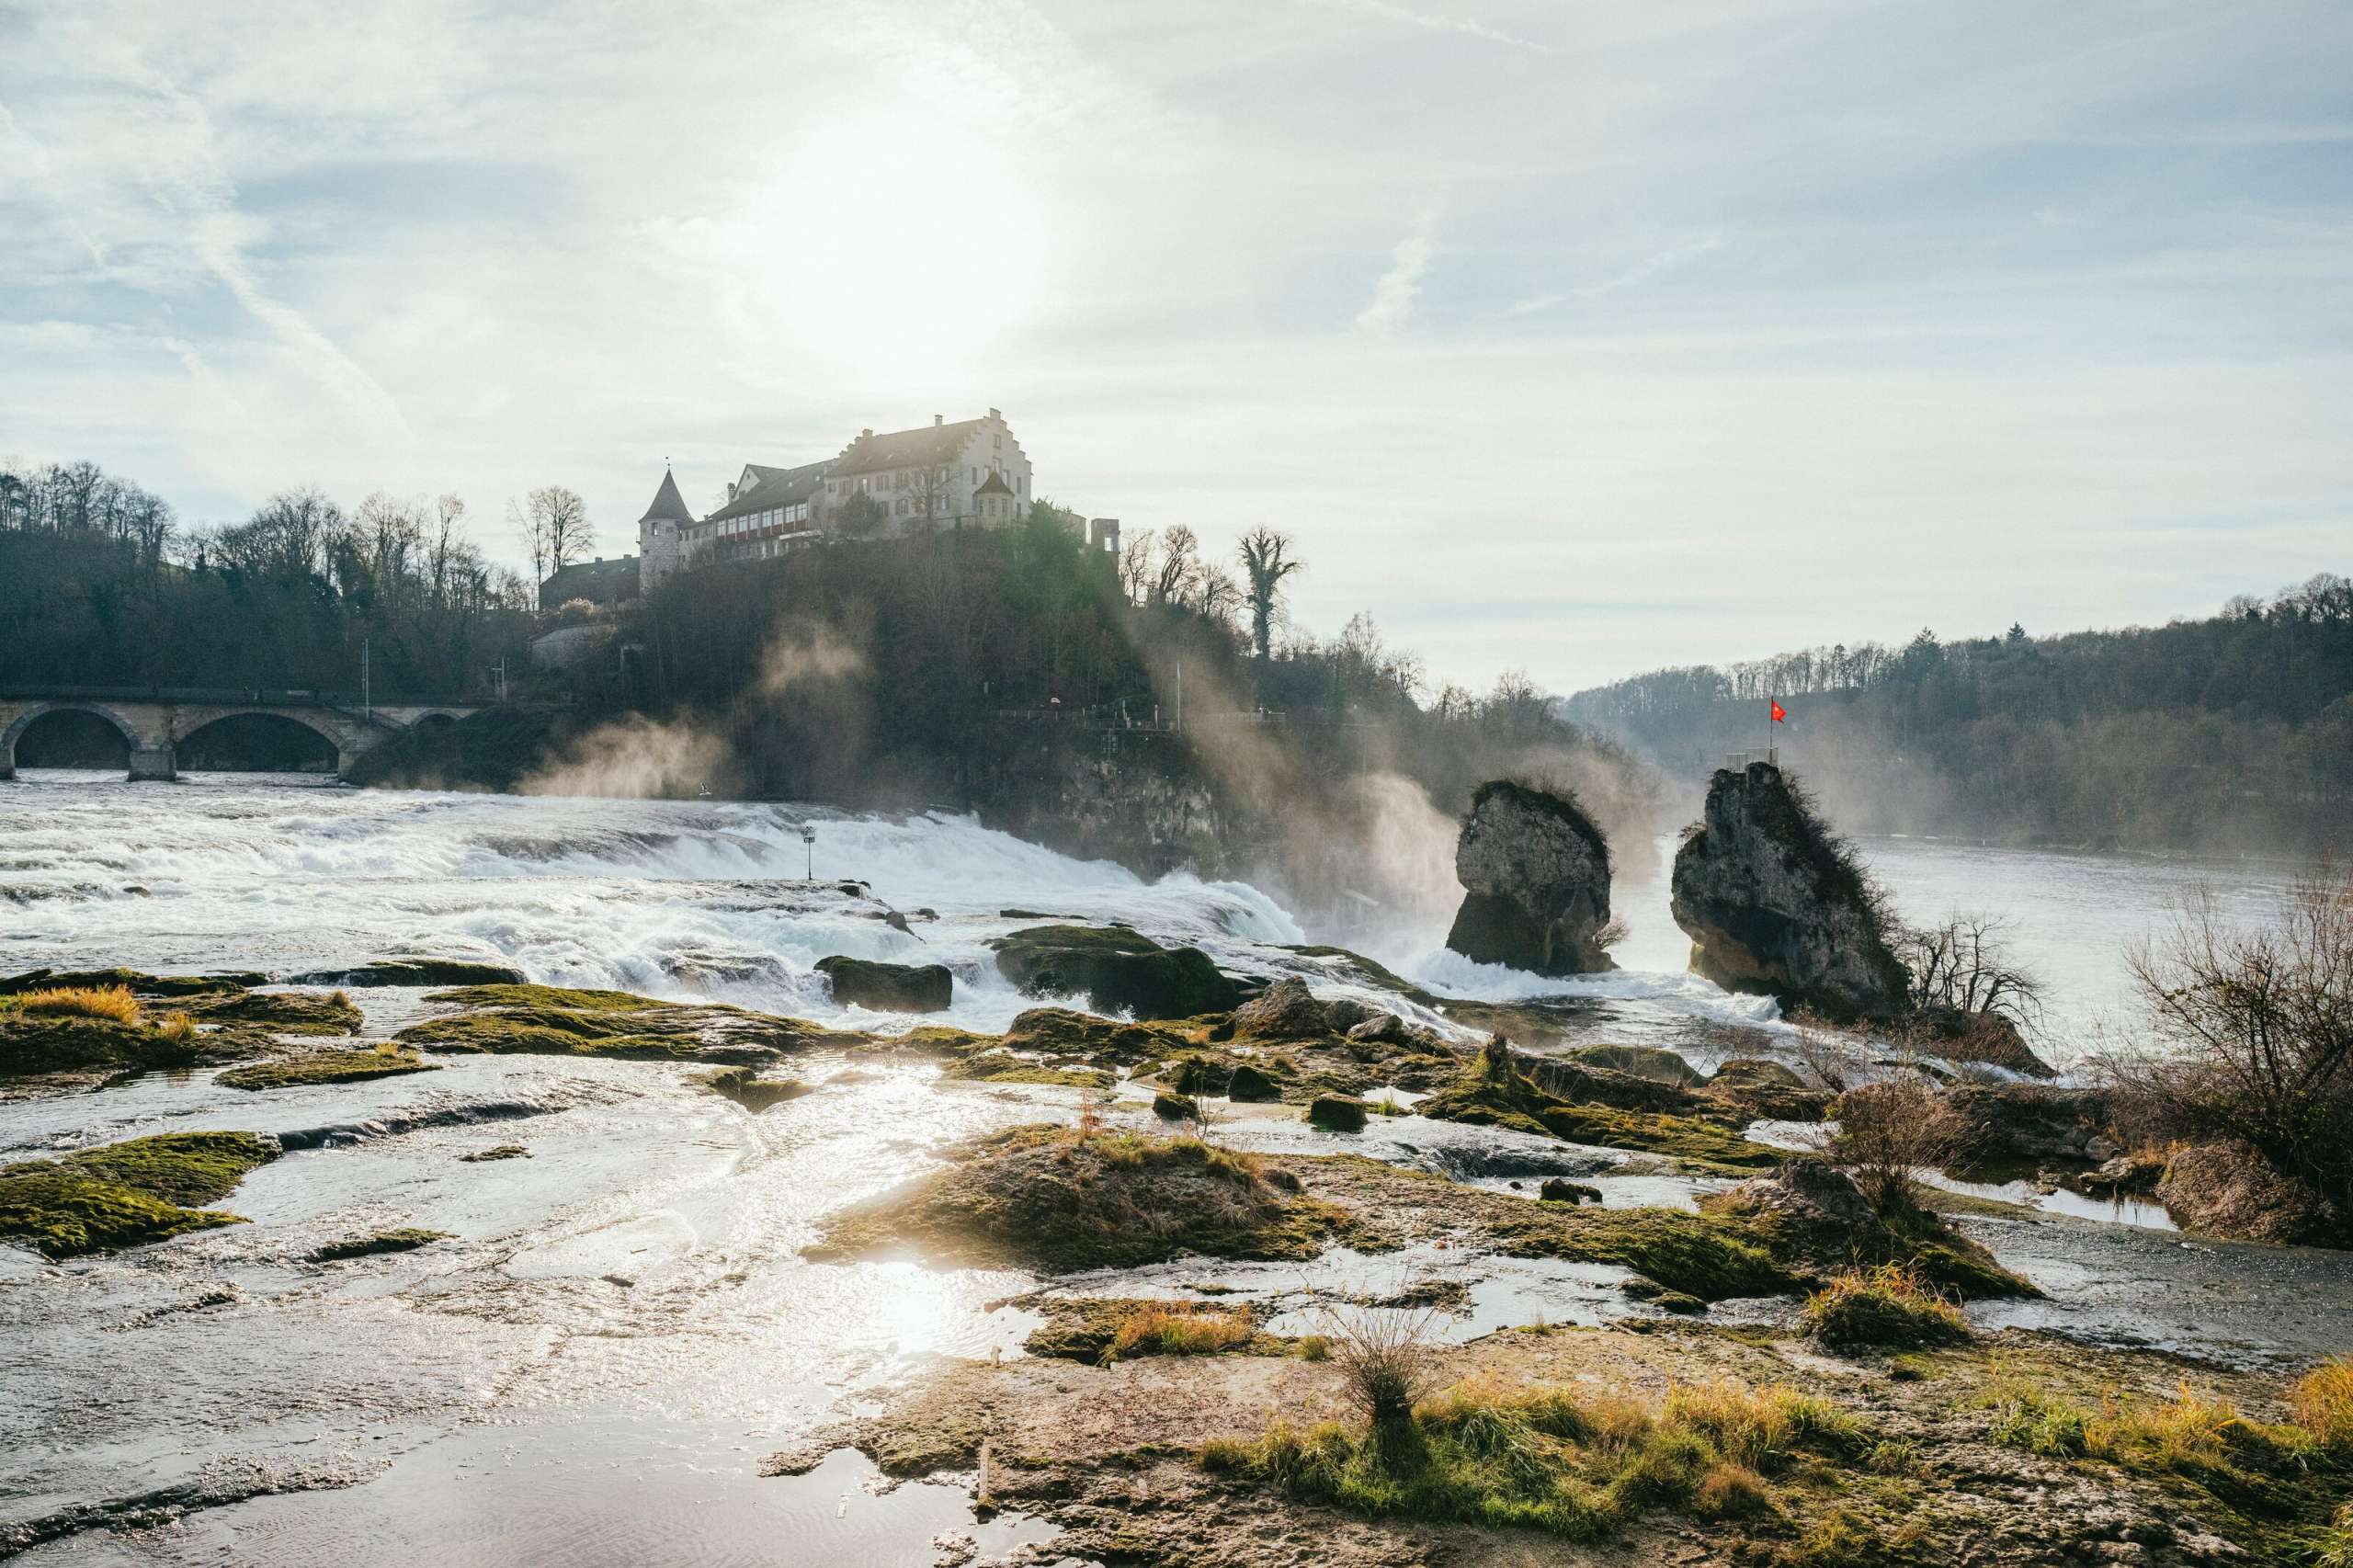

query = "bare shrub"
[
  {"left": 1899, "top": 913, "right": 2045, "bottom": 1029},
  {"left": 1827, "top": 1068, "right": 1963, "bottom": 1214},
  {"left": 1788, "top": 1013, "right": 1867, "bottom": 1093},
  {"left": 1312, "top": 1296, "right": 1443, "bottom": 1427},
  {"left": 2125, "top": 866, "right": 2353, "bottom": 1221}
]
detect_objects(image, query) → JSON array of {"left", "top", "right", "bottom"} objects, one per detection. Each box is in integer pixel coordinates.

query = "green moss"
[
  {"left": 1487, "top": 1202, "right": 1798, "bottom": 1301},
  {"left": 810, "top": 1125, "right": 1364, "bottom": 1273},
  {"left": 1419, "top": 1067, "right": 1782, "bottom": 1170},
  {"left": 1565, "top": 1045, "right": 1704, "bottom": 1086},
  {"left": 937, "top": 1051, "right": 1112, "bottom": 1089},
  {"left": 182, "top": 988, "right": 364, "bottom": 1036},
  {"left": 0, "top": 968, "right": 263, "bottom": 999},
  {"left": 1802, "top": 1267, "right": 1972, "bottom": 1351},
  {"left": 459, "top": 1143, "right": 530, "bottom": 1162},
  {"left": 0, "top": 1131, "right": 277, "bottom": 1259},
  {"left": 397, "top": 984, "right": 827, "bottom": 1060},
  {"left": 217, "top": 1048, "right": 438, "bottom": 1090},
  {"left": 311, "top": 1227, "right": 451, "bottom": 1262},
  {"left": 1025, "top": 1297, "right": 1273, "bottom": 1363},
  {"left": 1154, "top": 1091, "right": 1200, "bottom": 1119},
  {"left": 0, "top": 1012, "right": 215, "bottom": 1076}
]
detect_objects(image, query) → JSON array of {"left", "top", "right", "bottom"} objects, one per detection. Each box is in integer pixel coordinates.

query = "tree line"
[
  {"left": 1561, "top": 576, "right": 2353, "bottom": 855},
  {"left": 0, "top": 459, "right": 537, "bottom": 696}
]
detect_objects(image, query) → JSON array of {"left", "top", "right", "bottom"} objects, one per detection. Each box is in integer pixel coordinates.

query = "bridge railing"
[{"left": 0, "top": 685, "right": 483, "bottom": 707}]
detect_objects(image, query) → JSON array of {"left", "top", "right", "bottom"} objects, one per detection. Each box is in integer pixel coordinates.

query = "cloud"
[
  {"left": 1302, "top": 0, "right": 1554, "bottom": 53},
  {"left": 1354, "top": 216, "right": 1437, "bottom": 334}
]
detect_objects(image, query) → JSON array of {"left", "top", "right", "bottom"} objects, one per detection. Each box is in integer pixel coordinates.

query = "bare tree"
[
  {"left": 2125, "top": 868, "right": 2353, "bottom": 1212},
  {"left": 1117, "top": 528, "right": 1156, "bottom": 605},
  {"left": 1900, "top": 913, "right": 2045, "bottom": 1029},
  {"left": 1236, "top": 525, "right": 1305, "bottom": 662},
  {"left": 1826, "top": 1066, "right": 1965, "bottom": 1214},
  {"left": 1149, "top": 523, "right": 1202, "bottom": 606},
  {"left": 516, "top": 485, "right": 592, "bottom": 588}
]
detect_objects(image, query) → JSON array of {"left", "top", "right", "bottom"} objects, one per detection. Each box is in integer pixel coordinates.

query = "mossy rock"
[
  {"left": 310, "top": 1227, "right": 451, "bottom": 1263},
  {"left": 990, "top": 926, "right": 1245, "bottom": 1019},
  {"left": 815, "top": 955, "right": 953, "bottom": 1013},
  {"left": 459, "top": 1144, "right": 530, "bottom": 1163},
  {"left": 217, "top": 1048, "right": 438, "bottom": 1091},
  {"left": 1, "top": 1013, "right": 209, "bottom": 1077},
  {"left": 1308, "top": 1096, "right": 1369, "bottom": 1132},
  {"left": 181, "top": 988, "right": 364, "bottom": 1036},
  {"left": 1487, "top": 1202, "right": 1798, "bottom": 1301},
  {"left": 938, "top": 1052, "right": 1111, "bottom": 1089},
  {"left": 809, "top": 1125, "right": 1364, "bottom": 1273},
  {"left": 0, "top": 1131, "right": 278, "bottom": 1259},
  {"left": 1419, "top": 1052, "right": 1781, "bottom": 1170},
  {"left": 695, "top": 1065, "right": 816, "bottom": 1109},
  {"left": 1227, "top": 1062, "right": 1280, "bottom": 1101},
  {"left": 0, "top": 968, "right": 264, "bottom": 999},
  {"left": 1000, "top": 1007, "right": 1212, "bottom": 1067},
  {"left": 396, "top": 983, "right": 827, "bottom": 1061},
  {"left": 288, "top": 959, "right": 525, "bottom": 987},
  {"left": 1154, "top": 1091, "right": 1201, "bottom": 1120},
  {"left": 1565, "top": 1045, "right": 1704, "bottom": 1087}
]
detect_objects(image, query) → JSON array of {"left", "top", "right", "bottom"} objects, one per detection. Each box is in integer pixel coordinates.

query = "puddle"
[{"left": 1923, "top": 1171, "right": 2176, "bottom": 1232}]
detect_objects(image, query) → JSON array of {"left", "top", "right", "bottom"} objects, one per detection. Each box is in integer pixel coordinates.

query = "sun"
[{"left": 751, "top": 112, "right": 1047, "bottom": 370}]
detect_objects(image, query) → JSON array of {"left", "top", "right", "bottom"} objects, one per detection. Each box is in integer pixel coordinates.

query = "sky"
[{"left": 3, "top": 0, "right": 2348, "bottom": 695}]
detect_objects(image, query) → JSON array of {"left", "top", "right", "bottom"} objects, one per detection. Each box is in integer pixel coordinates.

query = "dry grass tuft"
[
  {"left": 1108, "top": 1300, "right": 1254, "bottom": 1359},
  {"left": 16, "top": 985, "right": 142, "bottom": 1025},
  {"left": 2294, "top": 1357, "right": 2353, "bottom": 1450},
  {"left": 1802, "top": 1263, "right": 1972, "bottom": 1350}
]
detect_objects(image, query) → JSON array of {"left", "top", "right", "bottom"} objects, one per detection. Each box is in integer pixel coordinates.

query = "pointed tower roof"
[{"left": 638, "top": 467, "right": 695, "bottom": 525}]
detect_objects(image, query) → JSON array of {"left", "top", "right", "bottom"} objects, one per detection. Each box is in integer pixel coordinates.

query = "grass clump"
[
  {"left": 809, "top": 1124, "right": 1358, "bottom": 1272},
  {"left": 310, "top": 1227, "right": 451, "bottom": 1262},
  {"left": 216, "top": 1047, "right": 438, "bottom": 1091},
  {"left": 2296, "top": 1357, "right": 2353, "bottom": 1450},
  {"left": 1204, "top": 1373, "right": 1865, "bottom": 1544},
  {"left": 181, "top": 987, "right": 363, "bottom": 1036},
  {"left": 1026, "top": 1297, "right": 1262, "bottom": 1362},
  {"left": 0, "top": 1131, "right": 278, "bottom": 1259},
  {"left": 1802, "top": 1265, "right": 1972, "bottom": 1351},
  {"left": 14, "top": 985, "right": 142, "bottom": 1024}
]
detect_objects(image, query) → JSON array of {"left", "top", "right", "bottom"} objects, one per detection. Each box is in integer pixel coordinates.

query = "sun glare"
[{"left": 753, "top": 113, "right": 1047, "bottom": 370}]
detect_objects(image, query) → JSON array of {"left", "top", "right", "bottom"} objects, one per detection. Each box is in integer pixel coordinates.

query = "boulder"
[
  {"left": 1321, "top": 996, "right": 1383, "bottom": 1034},
  {"left": 1565, "top": 1045, "right": 1703, "bottom": 1088},
  {"left": 1705, "top": 1058, "right": 1833, "bottom": 1121},
  {"left": 1539, "top": 1178, "right": 1603, "bottom": 1204},
  {"left": 2155, "top": 1142, "right": 2343, "bottom": 1245},
  {"left": 1308, "top": 1096, "right": 1369, "bottom": 1132},
  {"left": 1908, "top": 1006, "right": 2053, "bottom": 1079},
  {"left": 990, "top": 925, "right": 1245, "bottom": 1019},
  {"left": 288, "top": 958, "right": 527, "bottom": 987},
  {"left": 1445, "top": 780, "right": 1618, "bottom": 976},
  {"left": 1347, "top": 1013, "right": 1423, "bottom": 1047},
  {"left": 1226, "top": 1062, "right": 1280, "bottom": 1102},
  {"left": 1943, "top": 1084, "right": 2116, "bottom": 1175},
  {"left": 1668, "top": 763, "right": 1909, "bottom": 1022},
  {"left": 1708, "top": 1159, "right": 1878, "bottom": 1252},
  {"left": 1232, "top": 977, "right": 1336, "bottom": 1040},
  {"left": 815, "top": 955, "right": 954, "bottom": 1013}
]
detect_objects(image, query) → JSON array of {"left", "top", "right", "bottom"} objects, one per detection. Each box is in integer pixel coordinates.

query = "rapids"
[{"left": 3, "top": 771, "right": 2345, "bottom": 1562}]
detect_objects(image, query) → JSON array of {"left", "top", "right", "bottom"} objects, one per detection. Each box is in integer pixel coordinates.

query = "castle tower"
[{"left": 635, "top": 467, "right": 695, "bottom": 592}]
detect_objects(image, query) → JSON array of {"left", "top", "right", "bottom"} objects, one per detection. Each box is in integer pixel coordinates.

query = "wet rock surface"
[
  {"left": 1669, "top": 762, "right": 1910, "bottom": 1022},
  {"left": 815, "top": 954, "right": 954, "bottom": 1013},
  {"left": 1443, "top": 780, "right": 1618, "bottom": 976},
  {"left": 989, "top": 923, "right": 1246, "bottom": 1018}
]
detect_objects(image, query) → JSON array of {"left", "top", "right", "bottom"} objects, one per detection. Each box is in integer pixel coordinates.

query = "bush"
[
  {"left": 13, "top": 985, "right": 142, "bottom": 1025},
  {"left": 2121, "top": 866, "right": 2353, "bottom": 1235},
  {"left": 1827, "top": 1072, "right": 1962, "bottom": 1214},
  {"left": 1802, "top": 1265, "right": 1971, "bottom": 1351}
]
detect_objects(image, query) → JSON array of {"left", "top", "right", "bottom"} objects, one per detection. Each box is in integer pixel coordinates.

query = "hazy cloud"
[{"left": 1355, "top": 216, "right": 1437, "bottom": 334}]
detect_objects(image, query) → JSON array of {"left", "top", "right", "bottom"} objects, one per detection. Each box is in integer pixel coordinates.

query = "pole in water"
[{"left": 801, "top": 823, "right": 815, "bottom": 880}]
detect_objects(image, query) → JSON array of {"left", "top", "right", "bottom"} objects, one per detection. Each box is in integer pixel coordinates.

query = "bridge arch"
[
  {"left": 174, "top": 710, "right": 343, "bottom": 773},
  {"left": 1, "top": 701, "right": 145, "bottom": 778}
]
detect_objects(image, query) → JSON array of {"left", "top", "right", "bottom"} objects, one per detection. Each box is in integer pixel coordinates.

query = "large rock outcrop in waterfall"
[
  {"left": 1669, "top": 763, "right": 1909, "bottom": 1023},
  {"left": 1443, "top": 780, "right": 1617, "bottom": 976}
]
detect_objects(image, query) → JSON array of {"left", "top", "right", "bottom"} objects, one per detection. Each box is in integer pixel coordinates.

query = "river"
[{"left": 1, "top": 771, "right": 2342, "bottom": 1563}]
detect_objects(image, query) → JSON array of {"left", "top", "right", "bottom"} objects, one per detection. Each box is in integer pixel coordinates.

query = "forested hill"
[{"left": 1560, "top": 575, "right": 2353, "bottom": 856}]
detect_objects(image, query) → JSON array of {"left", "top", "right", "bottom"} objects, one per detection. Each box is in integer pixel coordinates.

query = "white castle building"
[{"left": 635, "top": 408, "right": 1116, "bottom": 592}]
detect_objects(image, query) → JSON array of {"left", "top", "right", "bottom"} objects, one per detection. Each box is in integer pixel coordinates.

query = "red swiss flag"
[{"left": 1770, "top": 700, "right": 1787, "bottom": 722}]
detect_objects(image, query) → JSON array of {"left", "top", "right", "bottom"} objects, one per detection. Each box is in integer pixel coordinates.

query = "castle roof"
[
  {"left": 834, "top": 417, "right": 987, "bottom": 477},
  {"left": 973, "top": 470, "right": 1017, "bottom": 497},
  {"left": 703, "top": 458, "right": 834, "bottom": 524},
  {"left": 637, "top": 468, "right": 695, "bottom": 526}
]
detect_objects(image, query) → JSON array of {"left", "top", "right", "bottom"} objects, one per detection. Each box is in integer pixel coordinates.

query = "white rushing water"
[{"left": 0, "top": 769, "right": 2310, "bottom": 1056}]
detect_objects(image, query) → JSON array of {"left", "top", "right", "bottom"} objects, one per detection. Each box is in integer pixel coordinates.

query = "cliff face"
[
  {"left": 969, "top": 729, "right": 1235, "bottom": 879},
  {"left": 1669, "top": 762, "right": 1908, "bottom": 1022},
  {"left": 1444, "top": 780, "right": 1616, "bottom": 975}
]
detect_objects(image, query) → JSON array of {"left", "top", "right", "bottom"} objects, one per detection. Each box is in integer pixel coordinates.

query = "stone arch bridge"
[{"left": 0, "top": 687, "right": 489, "bottom": 781}]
